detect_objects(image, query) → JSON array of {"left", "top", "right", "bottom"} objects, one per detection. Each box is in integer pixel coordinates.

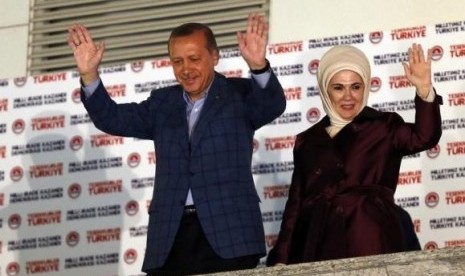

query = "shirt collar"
[{"left": 182, "top": 78, "right": 213, "bottom": 104}]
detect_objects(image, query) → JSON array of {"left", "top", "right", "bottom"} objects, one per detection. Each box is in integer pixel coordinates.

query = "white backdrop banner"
[{"left": 0, "top": 20, "right": 465, "bottom": 276}]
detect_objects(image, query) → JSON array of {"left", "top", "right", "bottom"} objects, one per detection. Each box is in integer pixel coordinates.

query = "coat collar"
[{"left": 298, "top": 106, "right": 383, "bottom": 145}]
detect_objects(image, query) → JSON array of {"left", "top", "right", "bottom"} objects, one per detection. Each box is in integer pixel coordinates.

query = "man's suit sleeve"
[
  {"left": 245, "top": 70, "right": 286, "bottom": 129},
  {"left": 81, "top": 81, "right": 153, "bottom": 140}
]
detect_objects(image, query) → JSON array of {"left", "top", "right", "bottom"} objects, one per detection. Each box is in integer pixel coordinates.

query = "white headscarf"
[{"left": 317, "top": 45, "right": 371, "bottom": 137}]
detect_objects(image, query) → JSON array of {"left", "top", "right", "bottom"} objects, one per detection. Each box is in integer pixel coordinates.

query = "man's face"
[{"left": 169, "top": 30, "right": 219, "bottom": 101}]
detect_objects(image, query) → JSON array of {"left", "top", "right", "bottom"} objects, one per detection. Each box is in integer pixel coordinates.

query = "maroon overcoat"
[{"left": 268, "top": 95, "right": 442, "bottom": 265}]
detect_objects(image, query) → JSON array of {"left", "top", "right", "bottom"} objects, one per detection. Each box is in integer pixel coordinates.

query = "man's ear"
[{"left": 213, "top": 50, "right": 220, "bottom": 65}]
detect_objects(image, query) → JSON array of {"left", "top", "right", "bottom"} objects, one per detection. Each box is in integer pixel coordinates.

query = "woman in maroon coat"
[{"left": 267, "top": 43, "right": 442, "bottom": 265}]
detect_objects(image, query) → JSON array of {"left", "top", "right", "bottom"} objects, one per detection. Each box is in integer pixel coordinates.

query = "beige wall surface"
[
  {"left": 1, "top": 0, "right": 465, "bottom": 78},
  {"left": 269, "top": 0, "right": 464, "bottom": 42},
  {"left": 0, "top": 0, "right": 29, "bottom": 79}
]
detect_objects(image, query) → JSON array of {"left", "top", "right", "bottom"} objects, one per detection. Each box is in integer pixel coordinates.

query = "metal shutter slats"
[{"left": 29, "top": 0, "right": 268, "bottom": 75}]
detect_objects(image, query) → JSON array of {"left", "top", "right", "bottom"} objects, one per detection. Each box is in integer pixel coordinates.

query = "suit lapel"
[
  {"left": 167, "top": 87, "right": 190, "bottom": 158},
  {"left": 189, "top": 74, "right": 228, "bottom": 154}
]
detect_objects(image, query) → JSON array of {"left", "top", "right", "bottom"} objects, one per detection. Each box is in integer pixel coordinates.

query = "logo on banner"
[
  {"left": 431, "top": 45, "right": 443, "bottom": 61},
  {"left": 308, "top": 59, "right": 319, "bottom": 75},
  {"left": 105, "top": 84, "right": 126, "bottom": 98},
  {"left": 0, "top": 192, "right": 4, "bottom": 206},
  {"left": 263, "top": 185, "right": 290, "bottom": 199},
  {"left": 426, "top": 144, "right": 440, "bottom": 158},
  {"left": 70, "top": 135, "right": 84, "bottom": 151},
  {"left": 87, "top": 228, "right": 121, "bottom": 243},
  {"left": 27, "top": 211, "right": 61, "bottom": 226},
  {"left": 445, "top": 190, "right": 465, "bottom": 205},
  {"left": 389, "top": 75, "right": 412, "bottom": 89},
  {"left": 124, "top": 249, "right": 138, "bottom": 264},
  {"left": 252, "top": 139, "right": 259, "bottom": 153},
  {"left": 264, "top": 136, "right": 295, "bottom": 151},
  {"left": 10, "top": 166, "right": 24, "bottom": 182},
  {"left": 306, "top": 107, "right": 321, "bottom": 123},
  {"left": 0, "top": 145, "right": 5, "bottom": 158},
  {"left": 424, "top": 241, "right": 438, "bottom": 250},
  {"left": 424, "top": 241, "right": 439, "bottom": 250},
  {"left": 31, "top": 115, "right": 66, "bottom": 131},
  {"left": 369, "top": 31, "right": 383, "bottom": 44},
  {"left": 425, "top": 192, "right": 439, "bottom": 208},
  {"left": 0, "top": 79, "right": 8, "bottom": 87},
  {"left": 152, "top": 58, "right": 171, "bottom": 69},
  {"left": 26, "top": 258, "right": 59, "bottom": 274},
  {"left": 125, "top": 200, "right": 139, "bottom": 216},
  {"left": 284, "top": 87, "right": 302, "bottom": 100},
  {"left": 14, "top": 77, "right": 27, "bottom": 87},
  {"left": 445, "top": 239, "right": 465, "bottom": 248},
  {"left": 147, "top": 151, "right": 156, "bottom": 165},
  {"left": 91, "top": 134, "right": 124, "bottom": 148},
  {"left": 66, "top": 231, "right": 80, "bottom": 247},
  {"left": 68, "top": 183, "right": 82, "bottom": 199},
  {"left": 398, "top": 170, "right": 421, "bottom": 185},
  {"left": 34, "top": 72, "right": 67, "bottom": 84},
  {"left": 450, "top": 44, "right": 465, "bottom": 58},
  {"left": 268, "top": 41, "right": 303, "bottom": 55},
  {"left": 131, "top": 61, "right": 144, "bottom": 73},
  {"left": 447, "top": 141, "right": 465, "bottom": 156},
  {"left": 448, "top": 92, "right": 465, "bottom": 106},
  {"left": 29, "top": 163, "right": 63, "bottom": 179},
  {"left": 12, "top": 119, "right": 25, "bottom": 134},
  {"left": 72, "top": 88, "right": 81, "bottom": 103},
  {"left": 390, "top": 26, "right": 426, "bottom": 40},
  {"left": 6, "top": 262, "right": 20, "bottom": 276},
  {"left": 89, "top": 180, "right": 122, "bottom": 196},
  {"left": 370, "top": 77, "right": 382, "bottom": 92},
  {"left": 8, "top": 214, "right": 21, "bottom": 229},
  {"left": 127, "top": 153, "right": 141, "bottom": 168}
]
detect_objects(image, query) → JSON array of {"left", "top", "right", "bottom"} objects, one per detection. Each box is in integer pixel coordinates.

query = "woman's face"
[{"left": 327, "top": 70, "right": 365, "bottom": 120}]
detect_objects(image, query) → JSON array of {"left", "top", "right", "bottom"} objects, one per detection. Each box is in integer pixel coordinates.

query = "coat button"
[
  {"left": 337, "top": 162, "right": 344, "bottom": 168},
  {"left": 335, "top": 206, "right": 344, "bottom": 214},
  {"left": 315, "top": 168, "right": 322, "bottom": 175}
]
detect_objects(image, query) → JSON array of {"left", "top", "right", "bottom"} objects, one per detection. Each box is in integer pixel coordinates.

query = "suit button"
[
  {"left": 315, "top": 168, "right": 322, "bottom": 175},
  {"left": 335, "top": 206, "right": 344, "bottom": 214},
  {"left": 337, "top": 162, "right": 344, "bottom": 168}
]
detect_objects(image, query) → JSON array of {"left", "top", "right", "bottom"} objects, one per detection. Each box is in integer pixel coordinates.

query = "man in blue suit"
[{"left": 68, "top": 13, "right": 286, "bottom": 275}]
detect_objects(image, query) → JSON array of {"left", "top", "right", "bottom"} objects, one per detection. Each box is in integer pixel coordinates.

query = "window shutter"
[{"left": 29, "top": 0, "right": 269, "bottom": 75}]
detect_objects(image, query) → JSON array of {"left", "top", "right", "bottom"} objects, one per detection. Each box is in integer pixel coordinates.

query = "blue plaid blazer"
[{"left": 82, "top": 72, "right": 286, "bottom": 271}]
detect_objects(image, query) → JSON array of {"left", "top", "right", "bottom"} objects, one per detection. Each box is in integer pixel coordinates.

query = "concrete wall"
[
  {"left": 1, "top": 0, "right": 464, "bottom": 78},
  {"left": 0, "top": 0, "right": 29, "bottom": 79}
]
